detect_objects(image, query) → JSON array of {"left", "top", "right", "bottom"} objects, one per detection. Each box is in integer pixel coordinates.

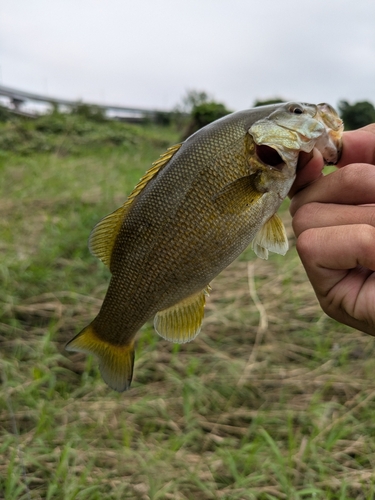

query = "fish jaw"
[
  {"left": 315, "top": 103, "right": 344, "bottom": 164},
  {"left": 248, "top": 101, "right": 343, "bottom": 172}
]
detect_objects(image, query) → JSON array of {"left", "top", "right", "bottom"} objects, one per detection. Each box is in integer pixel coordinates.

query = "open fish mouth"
[
  {"left": 255, "top": 144, "right": 285, "bottom": 169},
  {"left": 249, "top": 102, "right": 344, "bottom": 169}
]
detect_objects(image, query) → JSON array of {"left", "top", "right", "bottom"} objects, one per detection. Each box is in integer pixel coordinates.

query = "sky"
[{"left": 0, "top": 0, "right": 374, "bottom": 113}]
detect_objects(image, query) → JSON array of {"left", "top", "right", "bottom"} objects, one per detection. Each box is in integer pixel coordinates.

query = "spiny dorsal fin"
[
  {"left": 252, "top": 213, "right": 288, "bottom": 260},
  {"left": 154, "top": 285, "right": 211, "bottom": 343},
  {"left": 89, "top": 143, "right": 182, "bottom": 268}
]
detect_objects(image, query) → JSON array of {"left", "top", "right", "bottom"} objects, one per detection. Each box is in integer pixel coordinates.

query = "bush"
[
  {"left": 0, "top": 112, "right": 141, "bottom": 155},
  {"left": 153, "top": 111, "right": 173, "bottom": 126},
  {"left": 70, "top": 103, "right": 107, "bottom": 123},
  {"left": 0, "top": 105, "right": 9, "bottom": 122},
  {"left": 338, "top": 100, "right": 375, "bottom": 130},
  {"left": 182, "top": 101, "right": 231, "bottom": 139}
]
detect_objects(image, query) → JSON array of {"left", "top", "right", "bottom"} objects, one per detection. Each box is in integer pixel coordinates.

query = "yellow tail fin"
[{"left": 65, "top": 323, "right": 135, "bottom": 392}]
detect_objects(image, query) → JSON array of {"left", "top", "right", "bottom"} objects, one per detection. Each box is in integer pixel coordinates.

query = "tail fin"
[{"left": 65, "top": 323, "right": 135, "bottom": 392}]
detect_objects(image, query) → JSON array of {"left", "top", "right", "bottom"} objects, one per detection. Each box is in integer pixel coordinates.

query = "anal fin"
[
  {"left": 252, "top": 213, "right": 288, "bottom": 260},
  {"left": 154, "top": 286, "right": 211, "bottom": 343}
]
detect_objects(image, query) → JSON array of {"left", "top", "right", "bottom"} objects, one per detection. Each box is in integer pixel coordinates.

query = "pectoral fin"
[
  {"left": 212, "top": 175, "right": 264, "bottom": 215},
  {"left": 154, "top": 286, "right": 211, "bottom": 343},
  {"left": 252, "top": 214, "right": 288, "bottom": 260}
]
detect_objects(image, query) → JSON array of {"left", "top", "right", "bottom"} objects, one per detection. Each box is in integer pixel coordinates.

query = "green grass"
[{"left": 1, "top": 115, "right": 375, "bottom": 499}]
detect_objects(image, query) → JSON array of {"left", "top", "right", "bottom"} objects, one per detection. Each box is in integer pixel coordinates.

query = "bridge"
[{"left": 0, "top": 84, "right": 168, "bottom": 122}]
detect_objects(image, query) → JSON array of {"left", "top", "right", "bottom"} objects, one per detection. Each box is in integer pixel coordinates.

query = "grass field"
[{"left": 1, "top": 113, "right": 375, "bottom": 499}]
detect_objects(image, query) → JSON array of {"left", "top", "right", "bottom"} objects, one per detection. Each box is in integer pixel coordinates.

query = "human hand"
[{"left": 289, "top": 124, "right": 375, "bottom": 334}]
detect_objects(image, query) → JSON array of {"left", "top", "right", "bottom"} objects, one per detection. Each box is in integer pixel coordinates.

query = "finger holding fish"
[
  {"left": 289, "top": 123, "right": 375, "bottom": 207},
  {"left": 291, "top": 162, "right": 375, "bottom": 217}
]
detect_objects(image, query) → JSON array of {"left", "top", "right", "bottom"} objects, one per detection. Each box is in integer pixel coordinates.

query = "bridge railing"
[{"left": 0, "top": 84, "right": 169, "bottom": 122}]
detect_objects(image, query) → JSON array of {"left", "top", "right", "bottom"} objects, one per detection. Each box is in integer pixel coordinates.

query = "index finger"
[
  {"left": 289, "top": 123, "right": 375, "bottom": 213},
  {"left": 290, "top": 163, "right": 375, "bottom": 216}
]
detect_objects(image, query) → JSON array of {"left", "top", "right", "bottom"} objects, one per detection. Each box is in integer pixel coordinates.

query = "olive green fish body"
[
  {"left": 66, "top": 102, "right": 343, "bottom": 391},
  {"left": 93, "top": 109, "right": 292, "bottom": 341}
]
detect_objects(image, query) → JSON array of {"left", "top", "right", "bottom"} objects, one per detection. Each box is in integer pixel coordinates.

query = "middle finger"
[{"left": 293, "top": 203, "right": 375, "bottom": 237}]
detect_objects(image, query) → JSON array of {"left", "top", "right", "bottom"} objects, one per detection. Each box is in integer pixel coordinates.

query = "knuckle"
[
  {"left": 338, "top": 163, "right": 375, "bottom": 190},
  {"left": 295, "top": 228, "right": 317, "bottom": 259},
  {"left": 363, "top": 123, "right": 375, "bottom": 136},
  {"left": 337, "top": 163, "right": 364, "bottom": 188},
  {"left": 292, "top": 203, "right": 322, "bottom": 236},
  {"left": 367, "top": 210, "right": 375, "bottom": 228},
  {"left": 358, "top": 224, "right": 375, "bottom": 250}
]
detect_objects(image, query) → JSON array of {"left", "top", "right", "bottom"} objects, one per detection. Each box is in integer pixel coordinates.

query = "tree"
[
  {"left": 182, "top": 100, "right": 231, "bottom": 139},
  {"left": 175, "top": 90, "right": 231, "bottom": 139},
  {"left": 180, "top": 90, "right": 211, "bottom": 113},
  {"left": 338, "top": 100, "right": 375, "bottom": 130}
]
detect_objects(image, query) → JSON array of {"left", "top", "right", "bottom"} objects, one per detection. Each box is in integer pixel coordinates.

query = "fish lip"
[
  {"left": 335, "top": 139, "right": 343, "bottom": 163},
  {"left": 324, "top": 138, "right": 343, "bottom": 165},
  {"left": 313, "top": 126, "right": 344, "bottom": 165},
  {"left": 315, "top": 102, "right": 344, "bottom": 165}
]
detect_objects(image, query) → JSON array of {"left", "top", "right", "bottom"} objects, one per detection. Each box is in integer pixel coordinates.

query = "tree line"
[
  {"left": 1, "top": 90, "right": 374, "bottom": 133},
  {"left": 179, "top": 92, "right": 375, "bottom": 136}
]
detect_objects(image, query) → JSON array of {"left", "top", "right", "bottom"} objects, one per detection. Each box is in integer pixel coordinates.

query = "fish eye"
[{"left": 290, "top": 105, "right": 304, "bottom": 115}]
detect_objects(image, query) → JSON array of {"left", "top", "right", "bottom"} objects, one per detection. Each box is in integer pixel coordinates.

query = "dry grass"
[
  {"left": 1, "top": 124, "right": 375, "bottom": 499},
  {"left": 3, "top": 241, "right": 375, "bottom": 499}
]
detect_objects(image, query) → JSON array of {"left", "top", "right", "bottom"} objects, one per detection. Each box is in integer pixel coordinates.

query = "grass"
[{"left": 1, "top": 114, "right": 375, "bottom": 499}]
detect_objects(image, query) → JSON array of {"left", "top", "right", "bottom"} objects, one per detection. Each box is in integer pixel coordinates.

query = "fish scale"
[{"left": 66, "top": 102, "right": 343, "bottom": 391}]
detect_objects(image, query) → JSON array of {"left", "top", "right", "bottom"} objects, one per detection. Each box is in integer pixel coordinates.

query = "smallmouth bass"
[{"left": 66, "top": 102, "right": 343, "bottom": 391}]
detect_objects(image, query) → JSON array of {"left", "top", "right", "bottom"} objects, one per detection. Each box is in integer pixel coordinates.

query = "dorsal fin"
[{"left": 89, "top": 143, "right": 182, "bottom": 268}]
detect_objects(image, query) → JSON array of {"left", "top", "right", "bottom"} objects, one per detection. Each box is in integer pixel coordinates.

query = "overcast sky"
[{"left": 0, "top": 0, "right": 374, "bottom": 112}]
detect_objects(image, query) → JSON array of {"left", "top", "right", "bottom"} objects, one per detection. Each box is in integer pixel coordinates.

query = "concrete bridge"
[{"left": 0, "top": 84, "right": 168, "bottom": 122}]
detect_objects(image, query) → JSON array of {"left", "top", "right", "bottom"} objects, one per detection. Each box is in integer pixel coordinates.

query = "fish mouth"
[
  {"left": 314, "top": 103, "right": 343, "bottom": 164},
  {"left": 255, "top": 144, "right": 285, "bottom": 170},
  {"left": 249, "top": 101, "right": 344, "bottom": 169}
]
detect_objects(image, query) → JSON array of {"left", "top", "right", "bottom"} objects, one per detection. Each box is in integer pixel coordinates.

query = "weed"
[{"left": 1, "top": 118, "right": 375, "bottom": 499}]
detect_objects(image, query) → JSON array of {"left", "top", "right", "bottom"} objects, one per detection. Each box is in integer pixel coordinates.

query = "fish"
[{"left": 66, "top": 101, "right": 343, "bottom": 391}]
